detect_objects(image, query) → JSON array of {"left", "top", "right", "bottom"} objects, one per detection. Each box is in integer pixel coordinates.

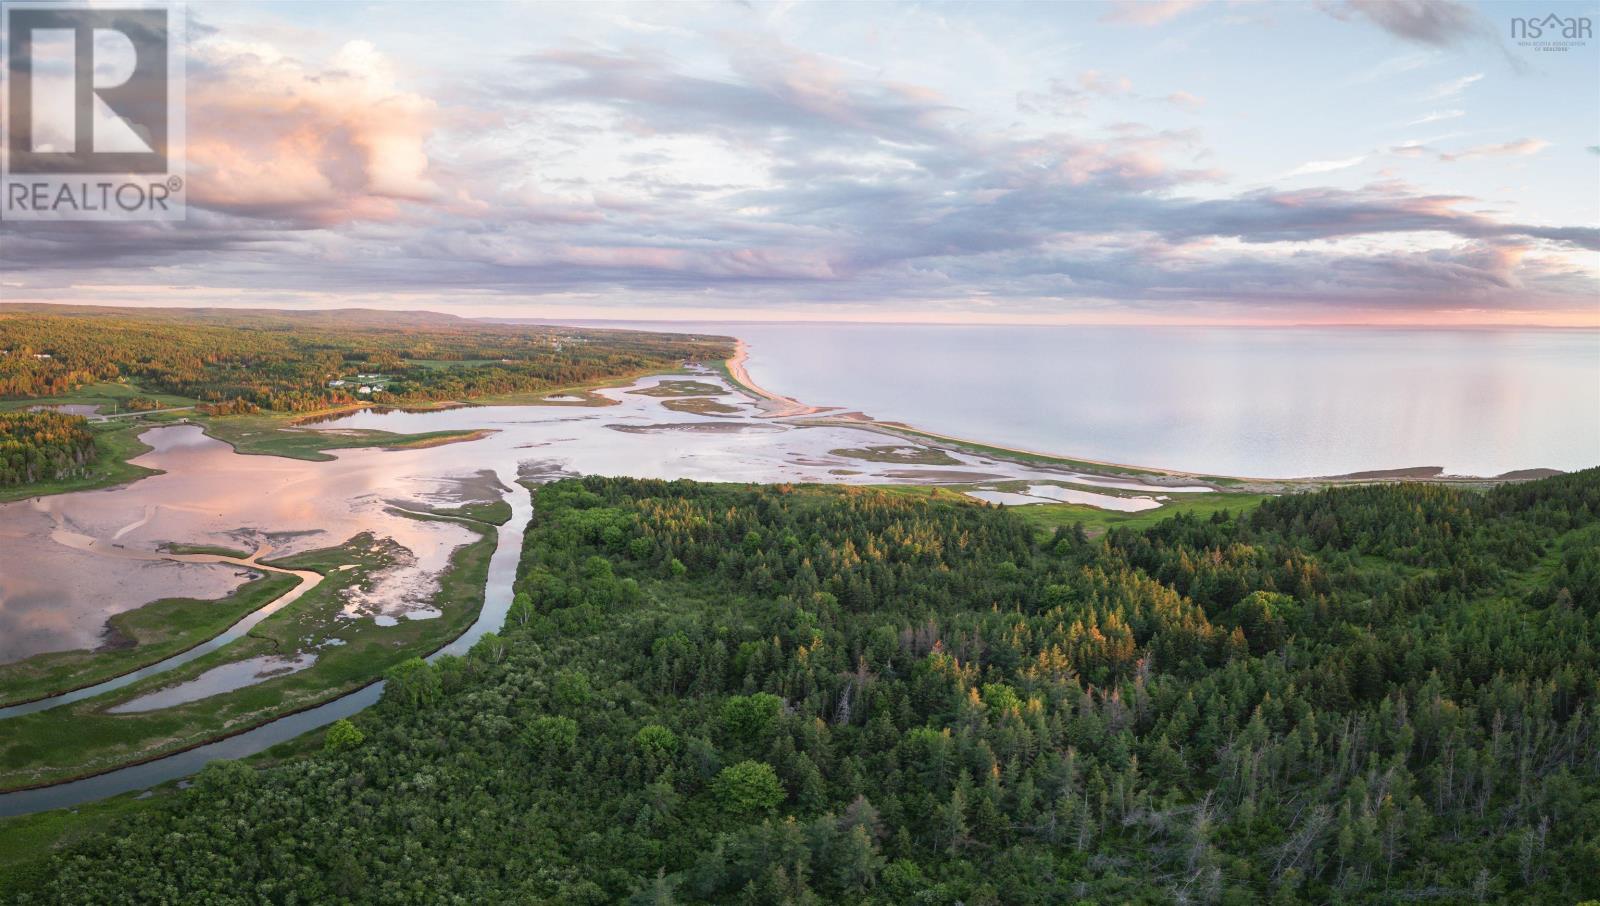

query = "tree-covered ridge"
[
  {"left": 15, "top": 473, "right": 1600, "bottom": 904},
  {"left": 0, "top": 411, "right": 95, "bottom": 487},
  {"left": 0, "top": 307, "right": 732, "bottom": 411}
]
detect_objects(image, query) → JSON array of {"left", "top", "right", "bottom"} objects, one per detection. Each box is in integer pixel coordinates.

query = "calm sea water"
[{"left": 576, "top": 323, "right": 1600, "bottom": 478}]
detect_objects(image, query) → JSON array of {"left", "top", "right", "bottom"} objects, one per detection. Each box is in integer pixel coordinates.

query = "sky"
[{"left": 3, "top": 0, "right": 1598, "bottom": 325}]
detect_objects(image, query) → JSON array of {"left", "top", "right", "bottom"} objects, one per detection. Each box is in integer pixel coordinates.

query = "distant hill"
[{"left": 0, "top": 305, "right": 734, "bottom": 411}]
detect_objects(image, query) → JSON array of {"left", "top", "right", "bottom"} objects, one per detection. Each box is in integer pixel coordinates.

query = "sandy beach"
[{"left": 723, "top": 341, "right": 833, "bottom": 418}]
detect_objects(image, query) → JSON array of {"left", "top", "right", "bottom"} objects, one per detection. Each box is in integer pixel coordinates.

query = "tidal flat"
[
  {"left": 0, "top": 368, "right": 1222, "bottom": 797},
  {"left": 0, "top": 369, "right": 1218, "bottom": 671}
]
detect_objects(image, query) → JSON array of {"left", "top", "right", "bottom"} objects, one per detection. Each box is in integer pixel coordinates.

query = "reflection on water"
[
  {"left": 108, "top": 653, "right": 318, "bottom": 714},
  {"left": 0, "top": 371, "right": 1210, "bottom": 667},
  {"left": 965, "top": 484, "right": 1164, "bottom": 511},
  {"left": 0, "top": 424, "right": 475, "bottom": 663},
  {"left": 697, "top": 323, "right": 1600, "bottom": 477},
  {"left": 1023, "top": 484, "right": 1161, "bottom": 511}
]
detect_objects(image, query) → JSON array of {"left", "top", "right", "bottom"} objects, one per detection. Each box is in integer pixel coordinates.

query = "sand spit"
[{"left": 725, "top": 342, "right": 835, "bottom": 418}]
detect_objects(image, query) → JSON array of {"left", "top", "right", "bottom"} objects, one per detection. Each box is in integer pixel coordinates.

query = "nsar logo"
[{"left": 1510, "top": 12, "right": 1592, "bottom": 52}]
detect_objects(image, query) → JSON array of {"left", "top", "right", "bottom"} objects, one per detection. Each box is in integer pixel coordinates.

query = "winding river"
[{"left": 0, "top": 548, "right": 322, "bottom": 720}]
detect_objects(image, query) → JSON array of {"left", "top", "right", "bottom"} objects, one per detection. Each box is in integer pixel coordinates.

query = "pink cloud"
[
  {"left": 1078, "top": 69, "right": 1135, "bottom": 97},
  {"left": 1440, "top": 138, "right": 1551, "bottom": 162},
  {"left": 1099, "top": 0, "right": 1206, "bottom": 26},
  {"left": 186, "top": 38, "right": 440, "bottom": 225}
]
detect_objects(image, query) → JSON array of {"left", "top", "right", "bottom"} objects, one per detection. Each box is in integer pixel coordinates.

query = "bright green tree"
[
  {"left": 323, "top": 718, "right": 365, "bottom": 752},
  {"left": 713, "top": 760, "right": 785, "bottom": 816}
]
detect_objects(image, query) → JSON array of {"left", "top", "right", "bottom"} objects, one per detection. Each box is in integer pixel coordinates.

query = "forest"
[
  {"left": 0, "top": 411, "right": 96, "bottom": 486},
  {"left": 0, "top": 306, "right": 732, "bottom": 412},
  {"left": 7, "top": 471, "right": 1598, "bottom": 904}
]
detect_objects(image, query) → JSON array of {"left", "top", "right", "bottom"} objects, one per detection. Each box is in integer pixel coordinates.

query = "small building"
[
  {"left": 328, "top": 379, "right": 346, "bottom": 388},
  {"left": 357, "top": 386, "right": 373, "bottom": 394}
]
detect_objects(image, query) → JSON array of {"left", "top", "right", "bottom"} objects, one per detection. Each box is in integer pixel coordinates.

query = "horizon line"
[{"left": 3, "top": 300, "right": 1598, "bottom": 331}]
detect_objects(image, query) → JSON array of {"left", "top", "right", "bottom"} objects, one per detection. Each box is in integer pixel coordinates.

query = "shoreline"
[
  {"left": 722, "top": 341, "right": 834, "bottom": 419},
  {"left": 719, "top": 343, "right": 1254, "bottom": 486},
  {"left": 721, "top": 345, "right": 1266, "bottom": 487},
  {"left": 720, "top": 345, "right": 1566, "bottom": 490}
]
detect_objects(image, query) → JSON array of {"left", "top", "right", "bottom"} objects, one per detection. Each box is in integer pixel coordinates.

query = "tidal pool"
[
  {"left": 107, "top": 654, "right": 318, "bottom": 714},
  {"left": 1021, "top": 484, "right": 1163, "bottom": 511},
  {"left": 967, "top": 484, "right": 1165, "bottom": 511}
]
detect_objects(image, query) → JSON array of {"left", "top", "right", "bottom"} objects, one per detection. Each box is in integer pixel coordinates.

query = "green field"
[
  {"left": 0, "top": 381, "right": 198, "bottom": 414},
  {"left": 403, "top": 358, "right": 501, "bottom": 370},
  {"left": 0, "top": 572, "right": 302, "bottom": 708},
  {"left": 426, "top": 498, "right": 514, "bottom": 525},
  {"left": 160, "top": 542, "right": 253, "bottom": 559},
  {"left": 661, "top": 396, "right": 742, "bottom": 416},
  {"left": 0, "top": 517, "right": 495, "bottom": 792},
  {"left": 628, "top": 379, "right": 726, "bottom": 398},
  {"left": 196, "top": 413, "right": 488, "bottom": 461},
  {"left": 870, "top": 483, "right": 1275, "bottom": 534},
  {"left": 467, "top": 365, "right": 698, "bottom": 407},
  {"left": 470, "top": 387, "right": 620, "bottom": 406}
]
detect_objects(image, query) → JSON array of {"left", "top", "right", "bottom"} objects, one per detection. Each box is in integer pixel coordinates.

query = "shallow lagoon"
[
  {"left": 108, "top": 653, "right": 319, "bottom": 714},
  {"left": 0, "top": 371, "right": 1210, "bottom": 666}
]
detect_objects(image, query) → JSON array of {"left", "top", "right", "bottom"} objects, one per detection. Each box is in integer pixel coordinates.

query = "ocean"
[{"left": 576, "top": 322, "right": 1600, "bottom": 478}]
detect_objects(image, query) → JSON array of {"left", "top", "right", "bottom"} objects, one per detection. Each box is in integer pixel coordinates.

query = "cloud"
[
  {"left": 1017, "top": 79, "right": 1089, "bottom": 116},
  {"left": 1419, "top": 72, "right": 1483, "bottom": 100},
  {"left": 1282, "top": 155, "right": 1369, "bottom": 178},
  {"left": 1135, "top": 186, "right": 1598, "bottom": 250},
  {"left": 185, "top": 37, "right": 440, "bottom": 225},
  {"left": 1439, "top": 138, "right": 1550, "bottom": 161},
  {"left": 1078, "top": 69, "right": 1135, "bottom": 97},
  {"left": 1019, "top": 74, "right": 1203, "bottom": 116},
  {"left": 2, "top": 7, "right": 1593, "bottom": 322},
  {"left": 1408, "top": 109, "right": 1464, "bottom": 126},
  {"left": 515, "top": 42, "right": 962, "bottom": 152},
  {"left": 1321, "top": 0, "right": 1486, "bottom": 47},
  {"left": 1341, "top": 52, "right": 1434, "bottom": 86},
  {"left": 1099, "top": 0, "right": 1205, "bottom": 26}
]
